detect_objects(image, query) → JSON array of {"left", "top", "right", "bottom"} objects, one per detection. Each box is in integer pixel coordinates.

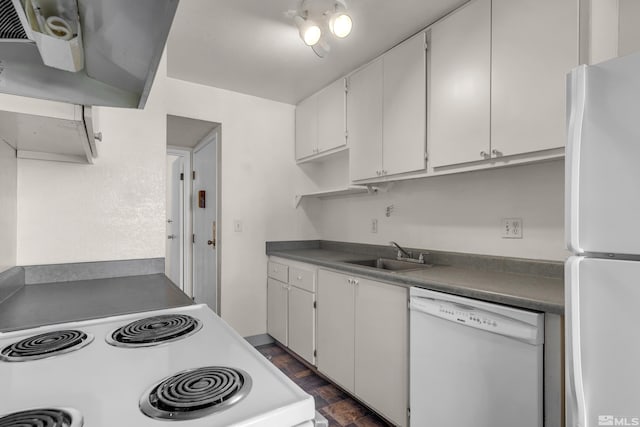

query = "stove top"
[
  {"left": 140, "top": 366, "right": 252, "bottom": 420},
  {"left": 0, "top": 305, "right": 314, "bottom": 426},
  {"left": 0, "top": 407, "right": 83, "bottom": 427},
  {"left": 106, "top": 314, "right": 202, "bottom": 347},
  {"left": 0, "top": 330, "right": 93, "bottom": 362}
]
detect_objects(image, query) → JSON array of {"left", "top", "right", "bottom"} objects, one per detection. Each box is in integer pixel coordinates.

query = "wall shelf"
[{"left": 295, "top": 185, "right": 377, "bottom": 208}]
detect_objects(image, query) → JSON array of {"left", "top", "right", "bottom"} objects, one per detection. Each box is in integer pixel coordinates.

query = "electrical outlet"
[
  {"left": 501, "top": 218, "right": 523, "bottom": 239},
  {"left": 233, "top": 220, "right": 243, "bottom": 233},
  {"left": 371, "top": 219, "right": 378, "bottom": 233}
]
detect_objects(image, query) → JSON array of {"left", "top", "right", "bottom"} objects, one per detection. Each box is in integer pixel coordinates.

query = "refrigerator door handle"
[
  {"left": 566, "top": 257, "right": 587, "bottom": 427},
  {"left": 565, "top": 65, "right": 587, "bottom": 254}
]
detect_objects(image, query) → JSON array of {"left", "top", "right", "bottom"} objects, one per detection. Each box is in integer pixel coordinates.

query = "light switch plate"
[
  {"left": 371, "top": 219, "right": 378, "bottom": 233},
  {"left": 501, "top": 218, "right": 523, "bottom": 239},
  {"left": 233, "top": 220, "right": 243, "bottom": 232}
]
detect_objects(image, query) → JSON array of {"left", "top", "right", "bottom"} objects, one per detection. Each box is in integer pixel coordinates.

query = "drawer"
[
  {"left": 289, "top": 267, "right": 315, "bottom": 292},
  {"left": 268, "top": 261, "right": 289, "bottom": 282}
]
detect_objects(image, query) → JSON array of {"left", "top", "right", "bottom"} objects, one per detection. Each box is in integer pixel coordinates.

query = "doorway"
[{"left": 166, "top": 115, "right": 221, "bottom": 313}]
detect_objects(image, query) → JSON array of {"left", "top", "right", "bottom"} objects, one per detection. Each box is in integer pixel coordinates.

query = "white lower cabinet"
[
  {"left": 267, "top": 278, "right": 288, "bottom": 345},
  {"left": 317, "top": 269, "right": 408, "bottom": 427},
  {"left": 288, "top": 286, "right": 315, "bottom": 363},
  {"left": 266, "top": 258, "right": 316, "bottom": 365}
]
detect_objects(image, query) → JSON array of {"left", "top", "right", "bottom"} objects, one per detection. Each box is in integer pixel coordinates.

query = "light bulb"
[
  {"left": 329, "top": 13, "right": 352, "bottom": 38},
  {"left": 296, "top": 16, "right": 322, "bottom": 46},
  {"left": 302, "top": 24, "right": 322, "bottom": 46}
]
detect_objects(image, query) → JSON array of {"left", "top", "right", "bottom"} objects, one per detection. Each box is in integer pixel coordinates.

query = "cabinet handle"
[
  {"left": 347, "top": 278, "right": 353, "bottom": 285},
  {"left": 376, "top": 171, "right": 380, "bottom": 176},
  {"left": 480, "top": 151, "right": 490, "bottom": 159},
  {"left": 353, "top": 279, "right": 359, "bottom": 286},
  {"left": 492, "top": 149, "right": 503, "bottom": 157}
]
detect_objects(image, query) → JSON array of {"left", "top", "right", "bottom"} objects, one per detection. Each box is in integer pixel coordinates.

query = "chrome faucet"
[{"left": 389, "top": 241, "right": 425, "bottom": 264}]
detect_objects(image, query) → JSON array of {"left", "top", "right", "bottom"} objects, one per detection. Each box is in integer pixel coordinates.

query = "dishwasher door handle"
[{"left": 410, "top": 296, "right": 542, "bottom": 345}]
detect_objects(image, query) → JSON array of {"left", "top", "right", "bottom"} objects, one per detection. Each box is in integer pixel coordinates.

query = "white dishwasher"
[{"left": 409, "top": 287, "right": 544, "bottom": 427}]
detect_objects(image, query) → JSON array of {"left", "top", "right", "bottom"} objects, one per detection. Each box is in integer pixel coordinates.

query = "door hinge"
[
  {"left": 179, "top": 173, "right": 184, "bottom": 181},
  {"left": 313, "top": 301, "right": 317, "bottom": 309},
  {"left": 344, "top": 78, "right": 349, "bottom": 93},
  {"left": 425, "top": 40, "right": 428, "bottom": 50},
  {"left": 192, "top": 171, "right": 196, "bottom": 180},
  {"left": 424, "top": 152, "right": 428, "bottom": 161},
  {"left": 407, "top": 407, "right": 411, "bottom": 418},
  {"left": 344, "top": 130, "right": 348, "bottom": 139},
  {"left": 192, "top": 234, "right": 195, "bottom": 243},
  {"left": 314, "top": 349, "right": 317, "bottom": 357}
]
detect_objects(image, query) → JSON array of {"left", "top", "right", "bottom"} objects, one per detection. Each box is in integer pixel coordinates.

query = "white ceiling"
[
  {"left": 166, "top": 0, "right": 467, "bottom": 105},
  {"left": 166, "top": 115, "right": 219, "bottom": 148}
]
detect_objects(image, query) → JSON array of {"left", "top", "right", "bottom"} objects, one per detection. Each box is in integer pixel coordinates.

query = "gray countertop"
[
  {"left": 268, "top": 248, "right": 564, "bottom": 314},
  {"left": 0, "top": 274, "right": 194, "bottom": 332}
]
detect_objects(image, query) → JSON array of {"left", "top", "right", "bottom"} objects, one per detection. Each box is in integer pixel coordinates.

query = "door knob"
[
  {"left": 207, "top": 240, "right": 214, "bottom": 245},
  {"left": 167, "top": 234, "right": 176, "bottom": 240}
]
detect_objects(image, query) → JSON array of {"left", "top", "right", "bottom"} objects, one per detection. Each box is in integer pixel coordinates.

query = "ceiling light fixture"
[
  {"left": 291, "top": 0, "right": 353, "bottom": 57},
  {"left": 295, "top": 16, "right": 322, "bottom": 46}
]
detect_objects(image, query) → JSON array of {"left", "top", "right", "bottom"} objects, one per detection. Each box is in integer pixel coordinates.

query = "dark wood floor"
[{"left": 256, "top": 343, "right": 392, "bottom": 427}]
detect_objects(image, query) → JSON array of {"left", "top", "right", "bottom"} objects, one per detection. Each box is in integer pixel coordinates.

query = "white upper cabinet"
[
  {"left": 383, "top": 32, "right": 427, "bottom": 176},
  {"left": 317, "top": 79, "right": 346, "bottom": 153},
  {"left": 429, "top": 0, "right": 491, "bottom": 168},
  {"left": 349, "top": 33, "right": 426, "bottom": 181},
  {"left": 295, "top": 96, "right": 317, "bottom": 160},
  {"left": 348, "top": 58, "right": 384, "bottom": 181},
  {"left": 491, "top": 0, "right": 578, "bottom": 156},
  {"left": 295, "top": 78, "right": 346, "bottom": 162}
]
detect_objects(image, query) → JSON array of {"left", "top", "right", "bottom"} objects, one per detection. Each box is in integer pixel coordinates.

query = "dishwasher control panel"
[{"left": 410, "top": 296, "right": 542, "bottom": 344}]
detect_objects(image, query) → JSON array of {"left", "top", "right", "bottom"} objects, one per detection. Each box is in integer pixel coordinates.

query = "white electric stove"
[{"left": 0, "top": 304, "right": 315, "bottom": 427}]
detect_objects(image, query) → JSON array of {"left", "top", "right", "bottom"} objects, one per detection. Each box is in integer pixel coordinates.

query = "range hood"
[{"left": 0, "top": 0, "right": 179, "bottom": 109}]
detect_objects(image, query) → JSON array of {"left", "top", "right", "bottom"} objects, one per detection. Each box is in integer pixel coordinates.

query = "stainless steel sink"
[{"left": 344, "top": 258, "right": 432, "bottom": 272}]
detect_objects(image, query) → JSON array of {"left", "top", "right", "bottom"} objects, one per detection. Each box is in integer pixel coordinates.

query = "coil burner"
[
  {"left": 0, "top": 330, "right": 93, "bottom": 362},
  {"left": 140, "top": 366, "right": 252, "bottom": 420},
  {"left": 106, "top": 314, "right": 202, "bottom": 348},
  {"left": 0, "top": 407, "right": 83, "bottom": 427}
]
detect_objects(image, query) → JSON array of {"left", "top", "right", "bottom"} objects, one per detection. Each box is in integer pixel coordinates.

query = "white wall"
[
  {"left": 0, "top": 141, "right": 17, "bottom": 273},
  {"left": 316, "top": 160, "right": 567, "bottom": 261},
  {"left": 15, "top": 83, "right": 167, "bottom": 266}
]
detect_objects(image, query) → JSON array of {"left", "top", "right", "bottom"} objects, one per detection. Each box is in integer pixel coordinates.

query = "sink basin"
[{"left": 344, "top": 258, "right": 432, "bottom": 272}]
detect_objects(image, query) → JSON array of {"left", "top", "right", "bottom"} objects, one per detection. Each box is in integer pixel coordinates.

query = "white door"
[
  {"left": 267, "top": 278, "right": 288, "bottom": 345},
  {"left": 566, "top": 52, "right": 640, "bottom": 256},
  {"left": 295, "top": 95, "right": 317, "bottom": 160},
  {"left": 348, "top": 59, "right": 383, "bottom": 181},
  {"left": 193, "top": 135, "right": 218, "bottom": 312},
  {"left": 491, "top": 0, "right": 577, "bottom": 156},
  {"left": 165, "top": 155, "right": 183, "bottom": 288},
  {"left": 317, "top": 78, "right": 346, "bottom": 153},
  {"left": 288, "top": 285, "right": 315, "bottom": 364},
  {"left": 354, "top": 278, "right": 408, "bottom": 427},
  {"left": 316, "top": 269, "right": 355, "bottom": 393},
  {"left": 382, "top": 32, "right": 426, "bottom": 176},
  {"left": 566, "top": 257, "right": 640, "bottom": 427},
  {"left": 429, "top": 0, "right": 491, "bottom": 167}
]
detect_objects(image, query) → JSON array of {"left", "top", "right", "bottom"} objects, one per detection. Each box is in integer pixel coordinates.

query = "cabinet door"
[
  {"left": 295, "top": 95, "right": 318, "bottom": 160},
  {"left": 317, "top": 78, "right": 346, "bottom": 153},
  {"left": 267, "top": 278, "right": 288, "bottom": 345},
  {"left": 288, "top": 286, "right": 315, "bottom": 365},
  {"left": 382, "top": 33, "right": 426, "bottom": 176},
  {"left": 429, "top": 0, "right": 491, "bottom": 167},
  {"left": 348, "top": 59, "right": 383, "bottom": 181},
  {"left": 355, "top": 278, "right": 408, "bottom": 427},
  {"left": 491, "top": 0, "right": 578, "bottom": 156},
  {"left": 317, "top": 269, "right": 355, "bottom": 393}
]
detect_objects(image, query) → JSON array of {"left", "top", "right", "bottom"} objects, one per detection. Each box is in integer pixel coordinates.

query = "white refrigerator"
[{"left": 566, "top": 51, "right": 640, "bottom": 427}]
